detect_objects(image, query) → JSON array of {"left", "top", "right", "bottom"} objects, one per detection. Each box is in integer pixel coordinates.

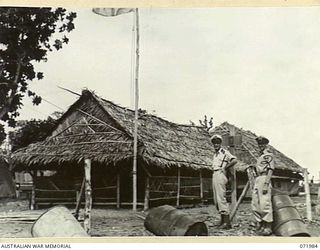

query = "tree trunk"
[{"left": 0, "top": 61, "right": 22, "bottom": 121}]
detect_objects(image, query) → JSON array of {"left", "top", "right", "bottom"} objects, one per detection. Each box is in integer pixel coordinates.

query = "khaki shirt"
[
  {"left": 212, "top": 148, "right": 236, "bottom": 171},
  {"left": 256, "top": 148, "right": 275, "bottom": 175}
]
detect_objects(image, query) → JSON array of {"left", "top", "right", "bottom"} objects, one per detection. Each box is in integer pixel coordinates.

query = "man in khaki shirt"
[
  {"left": 210, "top": 134, "right": 237, "bottom": 229},
  {"left": 251, "top": 136, "right": 275, "bottom": 236}
]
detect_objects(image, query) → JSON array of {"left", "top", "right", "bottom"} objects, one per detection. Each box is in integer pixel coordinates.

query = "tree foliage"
[
  {"left": 0, "top": 124, "right": 5, "bottom": 144},
  {"left": 190, "top": 115, "right": 214, "bottom": 131},
  {"left": 0, "top": 7, "right": 76, "bottom": 129},
  {"left": 8, "top": 114, "right": 61, "bottom": 152},
  {"left": 199, "top": 115, "right": 214, "bottom": 131}
]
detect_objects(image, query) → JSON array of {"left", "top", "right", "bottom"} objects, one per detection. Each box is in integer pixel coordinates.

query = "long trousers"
[
  {"left": 251, "top": 175, "right": 273, "bottom": 223},
  {"left": 212, "top": 170, "right": 229, "bottom": 215}
]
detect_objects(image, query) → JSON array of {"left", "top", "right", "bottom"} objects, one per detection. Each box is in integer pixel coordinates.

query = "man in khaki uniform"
[
  {"left": 251, "top": 136, "right": 275, "bottom": 236},
  {"left": 211, "top": 134, "right": 237, "bottom": 229}
]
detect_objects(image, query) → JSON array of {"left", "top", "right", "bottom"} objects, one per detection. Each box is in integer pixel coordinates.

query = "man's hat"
[
  {"left": 255, "top": 136, "right": 269, "bottom": 145},
  {"left": 210, "top": 134, "right": 222, "bottom": 144}
]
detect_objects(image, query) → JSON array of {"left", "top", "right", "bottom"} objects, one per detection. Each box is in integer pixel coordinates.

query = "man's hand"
[
  {"left": 262, "top": 183, "right": 269, "bottom": 194},
  {"left": 247, "top": 164, "right": 256, "bottom": 172}
]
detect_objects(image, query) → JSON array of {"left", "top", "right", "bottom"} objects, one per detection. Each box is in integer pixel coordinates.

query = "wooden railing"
[
  {"left": 33, "top": 185, "right": 118, "bottom": 208},
  {"left": 147, "top": 175, "right": 207, "bottom": 207}
]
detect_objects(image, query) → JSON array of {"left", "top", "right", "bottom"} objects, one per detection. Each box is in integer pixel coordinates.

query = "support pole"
[
  {"left": 230, "top": 168, "right": 237, "bottom": 223},
  {"left": 230, "top": 181, "right": 250, "bottom": 221},
  {"left": 84, "top": 159, "right": 92, "bottom": 235},
  {"left": 212, "top": 171, "right": 215, "bottom": 205},
  {"left": 246, "top": 167, "right": 256, "bottom": 188},
  {"left": 144, "top": 175, "right": 150, "bottom": 211},
  {"left": 132, "top": 8, "right": 140, "bottom": 212},
  {"left": 30, "top": 178, "right": 36, "bottom": 210},
  {"left": 74, "top": 176, "right": 86, "bottom": 220},
  {"left": 229, "top": 126, "right": 237, "bottom": 222},
  {"left": 176, "top": 168, "right": 181, "bottom": 207},
  {"left": 199, "top": 170, "right": 203, "bottom": 202},
  {"left": 30, "top": 171, "right": 37, "bottom": 210},
  {"left": 303, "top": 168, "right": 312, "bottom": 221},
  {"left": 117, "top": 173, "right": 121, "bottom": 209}
]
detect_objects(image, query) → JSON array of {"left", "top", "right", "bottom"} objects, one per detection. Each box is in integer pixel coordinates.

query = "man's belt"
[
  {"left": 213, "top": 168, "right": 222, "bottom": 172},
  {"left": 257, "top": 172, "right": 267, "bottom": 176}
]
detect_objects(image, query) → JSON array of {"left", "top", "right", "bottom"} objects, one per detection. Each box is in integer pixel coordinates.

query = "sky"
[{"left": 13, "top": 7, "right": 320, "bottom": 179}]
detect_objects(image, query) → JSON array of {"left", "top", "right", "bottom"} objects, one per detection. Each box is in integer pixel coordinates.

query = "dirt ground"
[{"left": 0, "top": 196, "right": 319, "bottom": 238}]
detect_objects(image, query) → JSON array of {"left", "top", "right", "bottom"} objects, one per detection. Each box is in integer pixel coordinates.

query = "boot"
[
  {"left": 258, "top": 222, "right": 272, "bottom": 236},
  {"left": 216, "top": 214, "right": 224, "bottom": 227},
  {"left": 216, "top": 214, "right": 224, "bottom": 228},
  {"left": 256, "top": 221, "right": 265, "bottom": 235},
  {"left": 249, "top": 220, "right": 260, "bottom": 229},
  {"left": 254, "top": 221, "right": 262, "bottom": 232},
  {"left": 219, "top": 214, "right": 232, "bottom": 229}
]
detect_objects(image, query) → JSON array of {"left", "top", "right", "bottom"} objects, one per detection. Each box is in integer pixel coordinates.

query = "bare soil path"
[{"left": 0, "top": 196, "right": 318, "bottom": 238}]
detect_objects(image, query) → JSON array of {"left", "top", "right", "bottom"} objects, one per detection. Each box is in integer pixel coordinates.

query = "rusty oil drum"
[
  {"left": 144, "top": 205, "right": 208, "bottom": 236},
  {"left": 272, "top": 194, "right": 310, "bottom": 237},
  {"left": 31, "top": 206, "right": 89, "bottom": 237}
]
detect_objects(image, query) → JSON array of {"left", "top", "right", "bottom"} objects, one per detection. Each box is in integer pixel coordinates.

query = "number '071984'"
[{"left": 299, "top": 244, "right": 318, "bottom": 248}]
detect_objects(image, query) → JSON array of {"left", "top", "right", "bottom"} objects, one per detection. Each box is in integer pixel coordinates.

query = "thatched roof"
[
  {"left": 12, "top": 90, "right": 216, "bottom": 171},
  {"left": 12, "top": 90, "right": 303, "bottom": 174},
  {"left": 211, "top": 122, "right": 304, "bottom": 173}
]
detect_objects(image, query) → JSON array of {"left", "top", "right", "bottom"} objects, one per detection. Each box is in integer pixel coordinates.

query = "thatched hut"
[
  {"left": 12, "top": 90, "right": 217, "bottom": 208},
  {"left": 12, "top": 90, "right": 304, "bottom": 209}
]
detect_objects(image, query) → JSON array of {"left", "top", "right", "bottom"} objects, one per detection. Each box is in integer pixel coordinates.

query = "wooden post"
[
  {"left": 117, "top": 173, "right": 121, "bottom": 209},
  {"left": 176, "top": 168, "right": 181, "bottom": 207},
  {"left": 84, "top": 159, "right": 92, "bottom": 235},
  {"left": 230, "top": 181, "right": 250, "bottom": 221},
  {"left": 30, "top": 182, "right": 36, "bottom": 210},
  {"left": 229, "top": 126, "right": 237, "bottom": 222},
  {"left": 74, "top": 177, "right": 86, "bottom": 220},
  {"left": 132, "top": 8, "right": 140, "bottom": 212},
  {"left": 303, "top": 168, "right": 312, "bottom": 221},
  {"left": 199, "top": 170, "right": 204, "bottom": 202},
  {"left": 317, "top": 173, "right": 320, "bottom": 216},
  {"left": 230, "top": 168, "right": 237, "bottom": 223},
  {"left": 30, "top": 171, "right": 36, "bottom": 210},
  {"left": 144, "top": 175, "right": 150, "bottom": 211},
  {"left": 212, "top": 171, "right": 215, "bottom": 205},
  {"left": 246, "top": 167, "right": 256, "bottom": 189}
]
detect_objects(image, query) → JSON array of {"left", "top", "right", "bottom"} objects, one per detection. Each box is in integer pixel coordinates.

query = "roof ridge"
[{"left": 88, "top": 89, "right": 206, "bottom": 130}]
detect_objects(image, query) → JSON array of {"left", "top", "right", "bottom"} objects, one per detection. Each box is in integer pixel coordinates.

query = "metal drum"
[
  {"left": 31, "top": 206, "right": 89, "bottom": 237},
  {"left": 144, "top": 205, "right": 208, "bottom": 236},
  {"left": 272, "top": 194, "right": 310, "bottom": 237}
]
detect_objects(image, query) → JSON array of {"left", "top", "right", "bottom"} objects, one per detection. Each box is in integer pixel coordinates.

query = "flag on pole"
[{"left": 92, "top": 8, "right": 134, "bottom": 17}]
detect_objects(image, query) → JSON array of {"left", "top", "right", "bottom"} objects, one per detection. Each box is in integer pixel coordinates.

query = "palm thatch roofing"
[
  {"left": 12, "top": 90, "right": 214, "bottom": 170},
  {"left": 12, "top": 90, "right": 304, "bottom": 175}
]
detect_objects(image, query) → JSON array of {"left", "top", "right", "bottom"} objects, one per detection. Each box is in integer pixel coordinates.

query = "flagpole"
[
  {"left": 92, "top": 7, "right": 139, "bottom": 211},
  {"left": 132, "top": 8, "right": 139, "bottom": 211}
]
